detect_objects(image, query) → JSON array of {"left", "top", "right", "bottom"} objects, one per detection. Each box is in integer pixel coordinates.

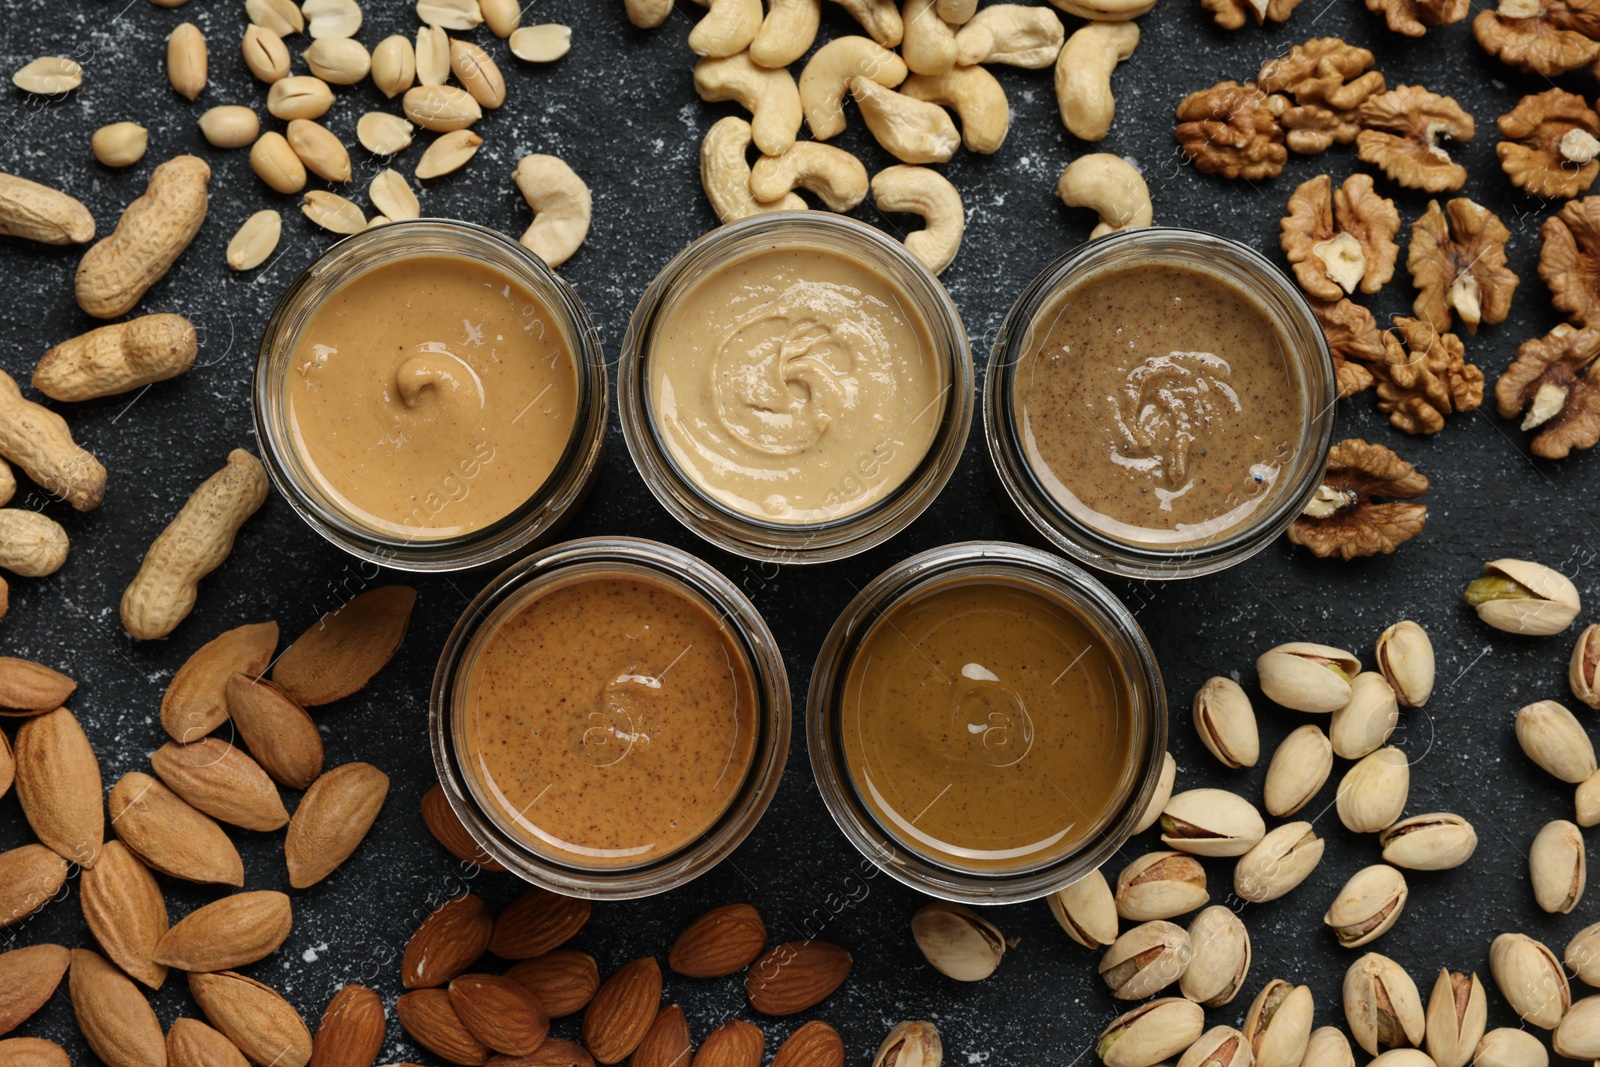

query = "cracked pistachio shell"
[
  {"left": 1194, "top": 677, "right": 1259, "bottom": 769},
  {"left": 1529, "top": 819, "right": 1585, "bottom": 914},
  {"left": 1300, "top": 1027, "right": 1354, "bottom": 1067},
  {"left": 1160, "top": 789, "right": 1265, "bottom": 858},
  {"left": 1180, "top": 905, "right": 1251, "bottom": 1008},
  {"left": 1098, "top": 998, "right": 1206, "bottom": 1067},
  {"left": 1233, "top": 822, "right": 1323, "bottom": 904},
  {"left": 1464, "top": 559, "right": 1581, "bottom": 637},
  {"left": 1572, "top": 624, "right": 1600, "bottom": 710},
  {"left": 874, "top": 1021, "right": 941, "bottom": 1067},
  {"left": 1378, "top": 813, "right": 1478, "bottom": 871},
  {"left": 1116, "top": 851, "right": 1208, "bottom": 922},
  {"left": 911, "top": 901, "right": 1004, "bottom": 982},
  {"left": 1134, "top": 751, "right": 1177, "bottom": 835},
  {"left": 1376, "top": 621, "right": 1435, "bottom": 707},
  {"left": 1242, "top": 980, "right": 1314, "bottom": 1067},
  {"left": 1050, "top": 868, "right": 1118, "bottom": 949},
  {"left": 1367, "top": 1052, "right": 1435, "bottom": 1067},
  {"left": 1567, "top": 922, "right": 1600, "bottom": 987},
  {"left": 1516, "top": 700, "right": 1596, "bottom": 783},
  {"left": 1335, "top": 747, "right": 1409, "bottom": 834},
  {"left": 1473, "top": 1029, "right": 1548, "bottom": 1067},
  {"left": 1263, "top": 725, "right": 1333, "bottom": 817},
  {"left": 1257, "top": 643, "right": 1360, "bottom": 713},
  {"left": 1178, "top": 1027, "right": 1254, "bottom": 1067},
  {"left": 1578, "top": 771, "right": 1600, "bottom": 828},
  {"left": 1329, "top": 673, "right": 1400, "bottom": 759},
  {"left": 1325, "top": 864, "right": 1408, "bottom": 948},
  {"left": 1100, "top": 920, "right": 1193, "bottom": 1000},
  {"left": 1343, "top": 952, "right": 1425, "bottom": 1056},
  {"left": 1489, "top": 933, "right": 1570, "bottom": 1029},
  {"left": 1554, "top": 995, "right": 1600, "bottom": 1060},
  {"left": 1425, "top": 969, "right": 1486, "bottom": 1067}
]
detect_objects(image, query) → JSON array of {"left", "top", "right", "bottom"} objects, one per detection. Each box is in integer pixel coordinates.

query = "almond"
[
  {"left": 309, "top": 984, "right": 385, "bottom": 1067},
  {"left": 745, "top": 943, "right": 852, "bottom": 1016},
  {"left": 0, "top": 1038, "right": 69, "bottom": 1067},
  {"left": 396, "top": 989, "right": 490, "bottom": 1066},
  {"left": 1, "top": 730, "right": 12, "bottom": 800},
  {"left": 190, "top": 971, "right": 313, "bottom": 1067},
  {"left": 14, "top": 706, "right": 104, "bottom": 868},
  {"left": 771, "top": 1021, "right": 844, "bottom": 1067},
  {"left": 403, "top": 894, "right": 493, "bottom": 989},
  {"left": 630, "top": 1005, "right": 691, "bottom": 1067},
  {"left": 504, "top": 950, "right": 599, "bottom": 1017},
  {"left": 224, "top": 673, "right": 324, "bottom": 789},
  {"left": 109, "top": 771, "right": 244, "bottom": 886},
  {"left": 272, "top": 585, "right": 416, "bottom": 706},
  {"left": 168, "top": 1018, "right": 250, "bottom": 1067},
  {"left": 580, "top": 957, "right": 661, "bottom": 1065},
  {"left": 151, "top": 737, "right": 289, "bottom": 831},
  {"left": 490, "top": 888, "right": 590, "bottom": 959},
  {"left": 0, "top": 944, "right": 69, "bottom": 1034},
  {"left": 285, "top": 761, "right": 389, "bottom": 887},
  {"left": 449, "top": 974, "right": 549, "bottom": 1056},
  {"left": 669, "top": 904, "right": 767, "bottom": 978},
  {"left": 693, "top": 1021, "right": 764, "bottom": 1067},
  {"left": 155, "top": 890, "right": 293, "bottom": 971},
  {"left": 80, "top": 840, "right": 169, "bottom": 990},
  {"left": 162, "top": 621, "right": 278, "bottom": 742},
  {"left": 486, "top": 1039, "right": 594, "bottom": 1067},
  {"left": 68, "top": 948, "right": 165, "bottom": 1067},
  {"left": 0, "top": 843, "right": 68, "bottom": 929},
  {"left": 421, "top": 783, "right": 504, "bottom": 871},
  {"left": 0, "top": 656, "right": 75, "bottom": 713}
]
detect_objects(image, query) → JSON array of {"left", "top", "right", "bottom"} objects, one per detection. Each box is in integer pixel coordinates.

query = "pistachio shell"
[
  {"left": 1115, "top": 851, "right": 1208, "bottom": 922},
  {"left": 1343, "top": 952, "right": 1425, "bottom": 1056},
  {"left": 1516, "top": 700, "right": 1596, "bottom": 783},
  {"left": 1378, "top": 813, "right": 1477, "bottom": 871},
  {"left": 1160, "top": 789, "right": 1265, "bottom": 858},
  {"left": 1263, "top": 725, "right": 1333, "bottom": 817},
  {"left": 1233, "top": 822, "right": 1323, "bottom": 904},
  {"left": 1049, "top": 868, "right": 1118, "bottom": 949},
  {"left": 1098, "top": 998, "right": 1205, "bottom": 1067},
  {"left": 1529, "top": 819, "right": 1585, "bottom": 914},
  {"left": 1242, "top": 980, "right": 1314, "bottom": 1067},
  {"left": 1300, "top": 1027, "right": 1354, "bottom": 1067},
  {"left": 1178, "top": 1027, "right": 1253, "bottom": 1067},
  {"left": 1179, "top": 906, "right": 1250, "bottom": 1008},
  {"left": 1329, "top": 672, "right": 1399, "bottom": 759},
  {"left": 1100, "top": 920, "right": 1192, "bottom": 1000},
  {"left": 1335, "top": 747, "right": 1409, "bottom": 834},
  {"left": 1465, "top": 559, "right": 1581, "bottom": 636},
  {"left": 1473, "top": 1029, "right": 1547, "bottom": 1067},
  {"left": 1572, "top": 624, "right": 1600, "bottom": 710},
  {"left": 1133, "top": 751, "right": 1177, "bottom": 835},
  {"left": 1256, "top": 643, "right": 1359, "bottom": 713},
  {"left": 1489, "top": 933, "right": 1569, "bottom": 1029},
  {"left": 1376, "top": 621, "right": 1434, "bottom": 707},
  {"left": 910, "top": 902, "right": 1004, "bottom": 982},
  {"left": 1553, "top": 995, "right": 1600, "bottom": 1060},
  {"left": 1567, "top": 921, "right": 1600, "bottom": 987},
  {"left": 1325, "top": 864, "right": 1407, "bottom": 948},
  {"left": 1193, "top": 678, "right": 1258, "bottom": 769},
  {"left": 1424, "top": 969, "right": 1485, "bottom": 1067},
  {"left": 1367, "top": 1051, "right": 1435, "bottom": 1067},
  {"left": 1578, "top": 771, "right": 1600, "bottom": 828}
]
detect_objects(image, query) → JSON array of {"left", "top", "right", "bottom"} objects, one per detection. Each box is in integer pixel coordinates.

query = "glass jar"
[
  {"left": 430, "top": 536, "right": 791, "bottom": 898},
  {"left": 807, "top": 541, "right": 1167, "bottom": 904},
  {"left": 619, "top": 212, "right": 974, "bottom": 564},
  {"left": 986, "top": 228, "right": 1337, "bottom": 580},
  {"left": 253, "top": 219, "right": 607, "bottom": 572}
]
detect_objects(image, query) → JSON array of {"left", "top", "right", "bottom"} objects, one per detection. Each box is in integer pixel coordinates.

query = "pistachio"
[
  {"left": 286, "top": 118, "right": 351, "bottom": 182},
  {"left": 226, "top": 210, "right": 281, "bottom": 271},
  {"left": 1192, "top": 677, "right": 1259, "bottom": 768},
  {"left": 1377, "top": 813, "right": 1477, "bottom": 871},
  {"left": 1325, "top": 864, "right": 1408, "bottom": 948},
  {"left": 1098, "top": 998, "right": 1206, "bottom": 1067},
  {"left": 301, "top": 190, "right": 366, "bottom": 234},
  {"left": 243, "top": 25, "right": 290, "bottom": 83},
  {"left": 1233, "top": 822, "right": 1323, "bottom": 904},
  {"left": 1257, "top": 642, "right": 1360, "bottom": 713},
  {"left": 1529, "top": 818, "right": 1585, "bottom": 914},
  {"left": 1335, "top": 747, "right": 1409, "bottom": 834},
  {"left": 1178, "top": 1027, "right": 1254, "bottom": 1067},
  {"left": 91, "top": 123, "right": 148, "bottom": 168},
  {"left": 1100, "top": 920, "right": 1192, "bottom": 1000},
  {"left": 1179, "top": 905, "right": 1251, "bottom": 1008},
  {"left": 369, "top": 168, "right": 420, "bottom": 221},
  {"left": 415, "top": 129, "right": 484, "bottom": 179},
  {"left": 874, "top": 1021, "right": 942, "bottom": 1067},
  {"left": 1160, "top": 789, "right": 1265, "bottom": 858},
  {"left": 1263, "top": 725, "right": 1333, "bottom": 817},
  {"left": 1515, "top": 700, "right": 1596, "bottom": 783},
  {"left": 1489, "top": 933, "right": 1570, "bottom": 1029},
  {"left": 1242, "top": 980, "right": 1314, "bottom": 1067},
  {"left": 304, "top": 37, "right": 371, "bottom": 84},
  {"left": 197, "top": 106, "right": 259, "bottom": 148},
  {"left": 1367, "top": 1052, "right": 1435, "bottom": 1067},
  {"left": 416, "top": 25, "right": 450, "bottom": 86},
  {"left": 1578, "top": 771, "right": 1600, "bottom": 828},
  {"left": 1343, "top": 952, "right": 1425, "bottom": 1056},
  {"left": 1133, "top": 751, "right": 1177, "bottom": 834},
  {"left": 1050, "top": 868, "right": 1119, "bottom": 949},
  {"left": 267, "top": 75, "right": 335, "bottom": 120},
  {"left": 1115, "top": 851, "right": 1208, "bottom": 922},
  {"left": 1375, "top": 621, "right": 1435, "bottom": 707},
  {"left": 1463, "top": 559, "right": 1581, "bottom": 636},
  {"left": 1567, "top": 925, "right": 1600, "bottom": 995},
  {"left": 1554, "top": 995, "right": 1600, "bottom": 1060},
  {"left": 1573, "top": 624, "right": 1600, "bottom": 709},
  {"left": 1473, "top": 1029, "right": 1548, "bottom": 1067},
  {"left": 371, "top": 35, "right": 416, "bottom": 97},
  {"left": 1424, "top": 970, "right": 1486, "bottom": 1067},
  {"left": 910, "top": 901, "right": 1004, "bottom": 982},
  {"left": 1300, "top": 1027, "right": 1354, "bottom": 1067},
  {"left": 1329, "top": 672, "right": 1400, "bottom": 759},
  {"left": 357, "top": 112, "right": 414, "bottom": 156}
]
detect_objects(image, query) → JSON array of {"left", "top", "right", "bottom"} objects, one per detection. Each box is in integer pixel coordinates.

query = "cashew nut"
[
  {"left": 851, "top": 76, "right": 961, "bottom": 164},
  {"left": 694, "top": 53, "right": 803, "bottom": 156},
  {"left": 1055, "top": 21, "right": 1139, "bottom": 142},
  {"left": 750, "top": 142, "right": 871, "bottom": 212},
  {"left": 701, "top": 116, "right": 808, "bottom": 223},
  {"left": 688, "top": 0, "right": 762, "bottom": 57},
  {"left": 936, "top": 0, "right": 979, "bottom": 22},
  {"left": 751, "top": 0, "right": 822, "bottom": 68},
  {"left": 900, "top": 66, "right": 1010, "bottom": 154},
  {"left": 828, "top": 0, "right": 904, "bottom": 46},
  {"left": 623, "top": 0, "right": 672, "bottom": 27},
  {"left": 902, "top": 0, "right": 959, "bottom": 75},
  {"left": 955, "top": 4, "right": 1066, "bottom": 67},
  {"left": 512, "top": 154, "right": 591, "bottom": 267},
  {"left": 1047, "top": 0, "right": 1155, "bottom": 20},
  {"left": 1056, "top": 153, "right": 1152, "bottom": 238},
  {"left": 871, "top": 165, "right": 964, "bottom": 274},
  {"left": 799, "top": 36, "right": 908, "bottom": 141}
]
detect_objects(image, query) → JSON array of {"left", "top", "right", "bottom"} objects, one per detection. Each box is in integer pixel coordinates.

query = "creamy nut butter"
[{"left": 287, "top": 253, "right": 578, "bottom": 539}]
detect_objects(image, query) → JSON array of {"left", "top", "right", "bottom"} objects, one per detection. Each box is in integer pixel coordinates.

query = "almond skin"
[
  {"left": 669, "top": 904, "right": 767, "bottom": 978},
  {"left": 189, "top": 971, "right": 313, "bottom": 1067},
  {"left": 449, "top": 974, "right": 550, "bottom": 1056},
  {"left": 490, "top": 888, "right": 591, "bottom": 959},
  {"left": 0, "top": 843, "right": 69, "bottom": 929},
  {"left": 285, "top": 761, "right": 389, "bottom": 888},
  {"left": 162, "top": 621, "right": 278, "bottom": 742},
  {"left": 68, "top": 948, "right": 165, "bottom": 1067},
  {"left": 224, "top": 673, "right": 324, "bottom": 789},
  {"left": 581, "top": 957, "right": 662, "bottom": 1065},
  {"left": 631, "top": 1005, "right": 691, "bottom": 1067},
  {"left": 309, "top": 984, "right": 385, "bottom": 1067},
  {"left": 504, "top": 950, "right": 599, "bottom": 1017},
  {"left": 771, "top": 1021, "right": 844, "bottom": 1067},
  {"left": 0, "top": 1037, "right": 70, "bottom": 1067},
  {"left": 745, "top": 943, "right": 852, "bottom": 1016},
  {"left": 150, "top": 736, "right": 289, "bottom": 831},
  {"left": 487, "top": 1039, "right": 594, "bottom": 1067},
  {"left": 167, "top": 1017, "right": 250, "bottom": 1067},
  {"left": 155, "top": 890, "right": 293, "bottom": 971},
  {"left": 0, "top": 729, "right": 12, "bottom": 800},
  {"left": 15, "top": 706, "right": 104, "bottom": 868},
  {"left": 396, "top": 989, "right": 490, "bottom": 1066},
  {"left": 403, "top": 894, "right": 493, "bottom": 989},
  {"left": 421, "top": 783, "right": 504, "bottom": 871},
  {"left": 272, "top": 585, "right": 416, "bottom": 706},
  {"left": 80, "top": 840, "right": 169, "bottom": 990},
  {"left": 694, "top": 1020, "right": 764, "bottom": 1067},
  {"left": 109, "top": 771, "right": 244, "bottom": 886},
  {"left": 0, "top": 943, "right": 70, "bottom": 1034},
  {"left": 0, "top": 656, "right": 75, "bottom": 713}
]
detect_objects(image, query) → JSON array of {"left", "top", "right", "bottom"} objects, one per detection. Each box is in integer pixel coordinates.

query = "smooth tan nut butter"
[
  {"left": 840, "top": 576, "right": 1132, "bottom": 871},
  {"left": 459, "top": 570, "right": 759, "bottom": 869},
  {"left": 1013, "top": 258, "right": 1304, "bottom": 547},
  {"left": 648, "top": 243, "right": 948, "bottom": 523},
  {"left": 287, "top": 253, "right": 578, "bottom": 539}
]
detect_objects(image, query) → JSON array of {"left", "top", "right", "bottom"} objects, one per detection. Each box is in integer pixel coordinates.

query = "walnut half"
[
  {"left": 1309, "top": 297, "right": 1388, "bottom": 398},
  {"left": 1366, "top": 0, "right": 1470, "bottom": 36},
  {"left": 1175, "top": 80, "right": 1289, "bottom": 180},
  {"left": 1474, "top": 0, "right": 1600, "bottom": 77},
  {"left": 1203, "top": 0, "right": 1302, "bottom": 29},
  {"left": 1356, "top": 85, "right": 1475, "bottom": 193},
  {"left": 1497, "top": 88, "right": 1600, "bottom": 200},
  {"left": 1496, "top": 323, "right": 1600, "bottom": 458},
  {"left": 1286, "top": 438, "right": 1430, "bottom": 560},
  {"left": 1539, "top": 196, "right": 1600, "bottom": 326},
  {"left": 1373, "top": 315, "right": 1485, "bottom": 434},
  {"left": 1258, "top": 38, "right": 1385, "bottom": 155},
  {"left": 1281, "top": 173, "right": 1400, "bottom": 301},
  {"left": 1407, "top": 198, "right": 1519, "bottom": 334}
]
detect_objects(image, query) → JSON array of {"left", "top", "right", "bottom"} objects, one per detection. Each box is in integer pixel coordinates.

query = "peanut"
[
  {"left": 0, "top": 172, "right": 95, "bottom": 244},
  {"left": 168, "top": 23, "right": 207, "bottom": 100},
  {"left": 33, "top": 315, "right": 197, "bottom": 402},
  {"left": 0, "top": 509, "right": 70, "bottom": 578},
  {"left": 0, "top": 370, "right": 106, "bottom": 512},
  {"left": 121, "top": 449, "right": 268, "bottom": 641},
  {"left": 0, "top": 458, "right": 14, "bottom": 507},
  {"left": 76, "top": 155, "right": 210, "bottom": 320}
]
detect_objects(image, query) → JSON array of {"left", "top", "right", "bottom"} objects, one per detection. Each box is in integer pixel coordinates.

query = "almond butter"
[
  {"left": 449, "top": 974, "right": 549, "bottom": 1056},
  {"left": 487, "top": 1039, "right": 594, "bottom": 1067},
  {"left": 310, "top": 984, "right": 385, "bottom": 1067},
  {"left": 771, "top": 1021, "right": 844, "bottom": 1067},
  {"left": 0, "top": 1038, "right": 69, "bottom": 1067},
  {"left": 162, "top": 621, "right": 278, "bottom": 742},
  {"left": 403, "top": 894, "right": 493, "bottom": 989},
  {"left": 504, "top": 950, "right": 599, "bottom": 1017},
  {"left": 0, "top": 843, "right": 68, "bottom": 929},
  {"left": 109, "top": 771, "right": 244, "bottom": 886},
  {"left": 224, "top": 673, "right": 324, "bottom": 789},
  {"left": 156, "top": 890, "right": 292, "bottom": 971},
  {"left": 669, "top": 904, "right": 767, "bottom": 978},
  {"left": 745, "top": 943, "right": 852, "bottom": 1017},
  {"left": 190, "top": 971, "right": 313, "bottom": 1067},
  {"left": 15, "top": 706, "right": 103, "bottom": 868},
  {"left": 421, "top": 783, "right": 504, "bottom": 871},
  {"left": 80, "top": 840, "right": 169, "bottom": 990},
  {"left": 167, "top": 1018, "right": 250, "bottom": 1067},
  {"left": 151, "top": 737, "right": 289, "bottom": 831},
  {"left": 490, "top": 888, "right": 591, "bottom": 959},
  {"left": 631, "top": 1005, "right": 691, "bottom": 1067},
  {"left": 397, "top": 989, "right": 490, "bottom": 1066},
  {"left": 285, "top": 761, "right": 389, "bottom": 888},
  {"left": 694, "top": 1020, "right": 764, "bottom": 1067},
  {"left": 68, "top": 948, "right": 165, "bottom": 1067},
  {"left": 0, "top": 656, "right": 74, "bottom": 713},
  {"left": 0, "top": 944, "right": 69, "bottom": 1034},
  {"left": 581, "top": 957, "right": 662, "bottom": 1065},
  {"left": 272, "top": 585, "right": 417, "bottom": 706}
]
